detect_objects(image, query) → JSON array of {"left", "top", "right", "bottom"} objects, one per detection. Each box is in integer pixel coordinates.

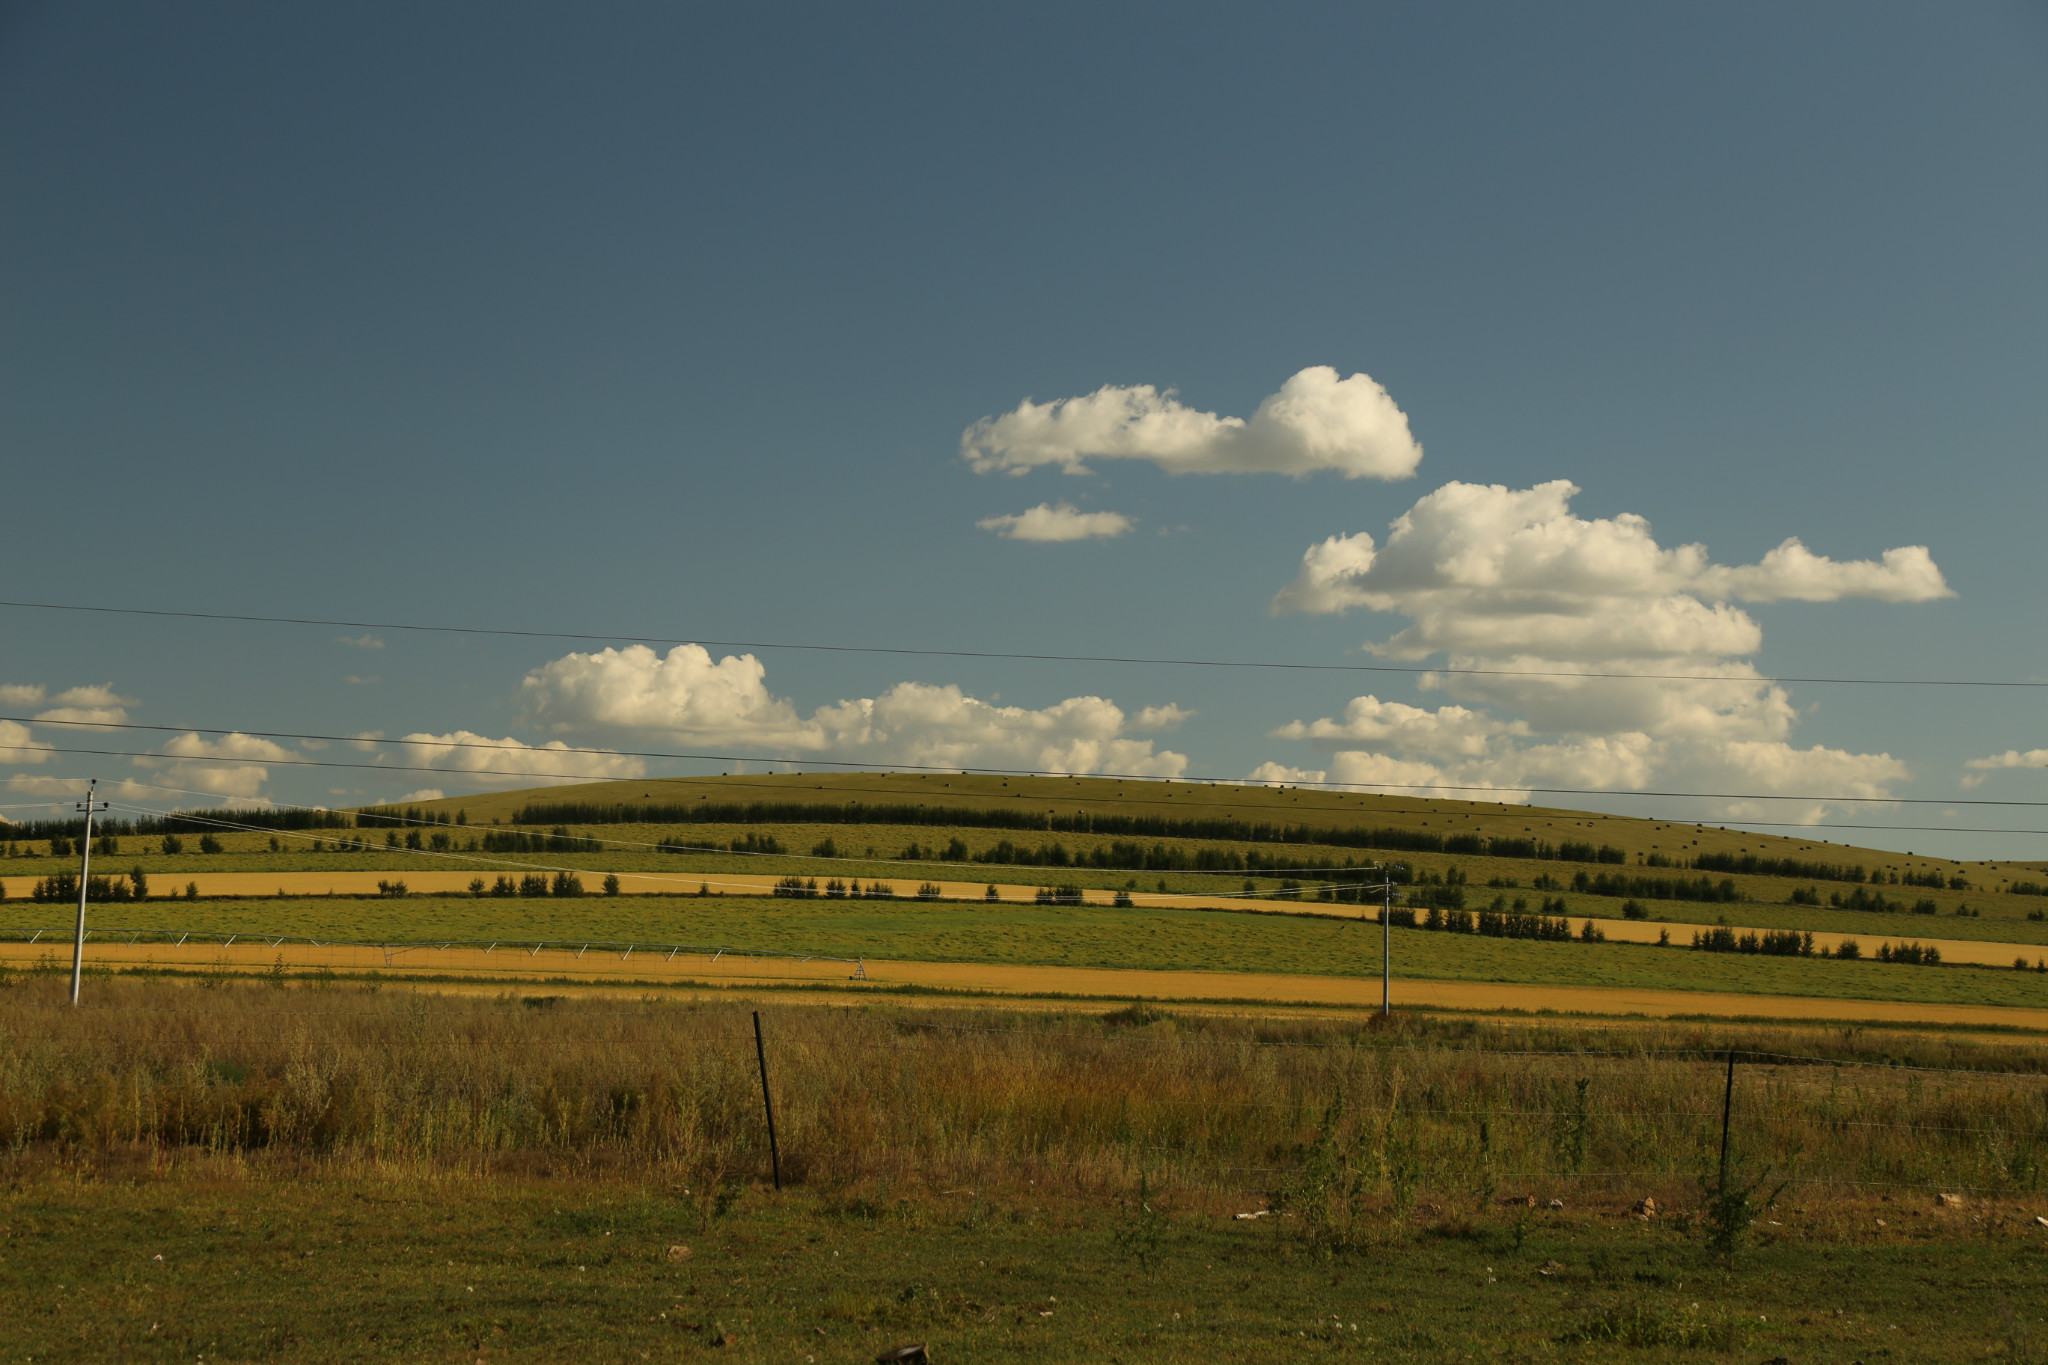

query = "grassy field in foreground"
[
  {"left": 4, "top": 983, "right": 2045, "bottom": 1361},
  {"left": 32, "top": 892, "right": 2048, "bottom": 1008},
  {"left": 4, "top": 1177, "right": 2045, "bottom": 1364}
]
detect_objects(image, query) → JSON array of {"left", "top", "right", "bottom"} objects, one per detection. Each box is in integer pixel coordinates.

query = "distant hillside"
[{"left": 365, "top": 772, "right": 2044, "bottom": 885}]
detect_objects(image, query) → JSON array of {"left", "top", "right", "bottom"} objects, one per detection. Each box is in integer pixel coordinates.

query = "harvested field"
[
  {"left": 10, "top": 936, "right": 2048, "bottom": 1028},
  {"left": 15, "top": 868, "right": 2043, "bottom": 967}
]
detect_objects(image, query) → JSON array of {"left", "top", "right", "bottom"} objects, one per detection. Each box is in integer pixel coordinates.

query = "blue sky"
[{"left": 2, "top": 3, "right": 2044, "bottom": 857}]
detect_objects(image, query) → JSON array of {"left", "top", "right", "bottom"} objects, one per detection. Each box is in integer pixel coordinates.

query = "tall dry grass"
[{"left": 1, "top": 975, "right": 2043, "bottom": 1206}]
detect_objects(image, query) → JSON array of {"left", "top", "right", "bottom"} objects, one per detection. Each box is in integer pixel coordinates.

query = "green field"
[
  {"left": 32, "top": 891, "right": 2048, "bottom": 1009},
  {"left": 6, "top": 1176, "right": 2044, "bottom": 1364},
  {"left": 13, "top": 824, "right": 2048, "bottom": 943},
  {"left": 12, "top": 772, "right": 2048, "bottom": 1015},
  {"left": 4, "top": 980, "right": 2047, "bottom": 1364}
]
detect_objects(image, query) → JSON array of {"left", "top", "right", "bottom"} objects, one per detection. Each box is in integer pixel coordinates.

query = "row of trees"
[
  {"left": 8, "top": 833, "right": 224, "bottom": 858},
  {"left": 6, "top": 808, "right": 351, "bottom": 841},
  {"left": 1688, "top": 925, "right": 1943, "bottom": 966},
  {"left": 771, "top": 876, "right": 912, "bottom": 899},
  {"left": 462, "top": 872, "right": 591, "bottom": 898},
  {"left": 15, "top": 870, "right": 149, "bottom": 902},
  {"left": 512, "top": 798, "right": 1641, "bottom": 865}
]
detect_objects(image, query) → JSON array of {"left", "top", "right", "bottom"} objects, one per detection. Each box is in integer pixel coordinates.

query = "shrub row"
[{"left": 513, "top": 799, "right": 1631, "bottom": 864}]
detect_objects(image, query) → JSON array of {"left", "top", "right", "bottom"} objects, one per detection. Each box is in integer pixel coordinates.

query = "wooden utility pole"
[{"left": 70, "top": 778, "right": 109, "bottom": 1006}]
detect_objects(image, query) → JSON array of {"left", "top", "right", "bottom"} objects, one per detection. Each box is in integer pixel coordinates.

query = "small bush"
[{"left": 1560, "top": 1301, "right": 1749, "bottom": 1350}]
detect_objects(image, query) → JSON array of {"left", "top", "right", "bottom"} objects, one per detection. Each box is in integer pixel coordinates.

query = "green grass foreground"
[
  {"left": 3, "top": 1177, "right": 2045, "bottom": 1363},
  {"left": 48, "top": 892, "right": 2048, "bottom": 1009}
]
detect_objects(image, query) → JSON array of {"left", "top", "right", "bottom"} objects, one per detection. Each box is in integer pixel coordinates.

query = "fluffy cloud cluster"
[
  {"left": 520, "top": 645, "right": 1188, "bottom": 778},
  {"left": 1, "top": 682, "right": 137, "bottom": 727},
  {"left": 1967, "top": 748, "right": 2048, "bottom": 771},
  {"left": 962, "top": 366, "right": 1423, "bottom": 480},
  {"left": 1273, "top": 480, "right": 1950, "bottom": 655},
  {"left": 393, "top": 732, "right": 647, "bottom": 786},
  {"left": 1962, "top": 748, "right": 2048, "bottom": 788},
  {"left": 1258, "top": 480, "right": 1945, "bottom": 820},
  {"left": 1, "top": 682, "right": 141, "bottom": 777},
  {"left": 0, "top": 720, "right": 50, "bottom": 765},
  {"left": 977, "top": 503, "right": 1133, "bottom": 542},
  {"left": 133, "top": 731, "right": 297, "bottom": 800}
]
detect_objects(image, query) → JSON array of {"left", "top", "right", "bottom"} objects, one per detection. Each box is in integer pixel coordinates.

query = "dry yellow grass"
[{"left": 12, "top": 937, "right": 2048, "bottom": 1029}]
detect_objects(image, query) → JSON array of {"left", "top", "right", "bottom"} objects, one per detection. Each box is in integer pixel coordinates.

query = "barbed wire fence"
[{"left": 2, "top": 945, "right": 2044, "bottom": 1238}]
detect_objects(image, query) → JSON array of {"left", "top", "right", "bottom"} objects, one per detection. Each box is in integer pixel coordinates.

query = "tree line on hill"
[
  {"left": 512, "top": 799, "right": 1636, "bottom": 863},
  {"left": 5, "top": 809, "right": 354, "bottom": 841}
]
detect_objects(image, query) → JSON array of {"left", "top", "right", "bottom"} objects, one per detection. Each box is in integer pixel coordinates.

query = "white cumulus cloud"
[
  {"left": 517, "top": 645, "right": 1188, "bottom": 778},
  {"left": 1258, "top": 479, "right": 1941, "bottom": 820},
  {"left": 128, "top": 731, "right": 295, "bottom": 800},
  {"left": 1271, "top": 697, "right": 1525, "bottom": 758},
  {"left": 393, "top": 732, "right": 647, "bottom": 786},
  {"left": 0, "top": 720, "right": 52, "bottom": 764},
  {"left": 523, "top": 645, "right": 817, "bottom": 748},
  {"left": 962, "top": 366, "right": 1422, "bottom": 480},
  {"left": 30, "top": 683, "right": 138, "bottom": 727},
  {"left": 977, "top": 503, "right": 1134, "bottom": 542},
  {"left": 1272, "top": 480, "right": 1950, "bottom": 657},
  {"left": 1966, "top": 748, "right": 2048, "bottom": 771}
]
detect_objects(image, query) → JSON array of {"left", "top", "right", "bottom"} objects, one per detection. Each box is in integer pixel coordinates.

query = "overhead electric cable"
[{"left": 0, "top": 596, "right": 2036, "bottom": 688}]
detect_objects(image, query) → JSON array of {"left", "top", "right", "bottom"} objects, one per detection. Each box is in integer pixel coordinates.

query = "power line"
[
  {"left": 10, "top": 715, "right": 2048, "bottom": 808},
  {"left": 2, "top": 595, "right": 2039, "bottom": 688}
]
